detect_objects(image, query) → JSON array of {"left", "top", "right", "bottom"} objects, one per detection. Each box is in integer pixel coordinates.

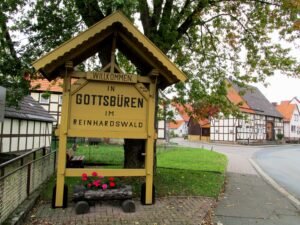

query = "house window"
[
  {"left": 59, "top": 95, "right": 63, "bottom": 105},
  {"left": 291, "top": 125, "right": 296, "bottom": 133},
  {"left": 294, "top": 114, "right": 299, "bottom": 122},
  {"left": 40, "top": 95, "right": 50, "bottom": 104}
]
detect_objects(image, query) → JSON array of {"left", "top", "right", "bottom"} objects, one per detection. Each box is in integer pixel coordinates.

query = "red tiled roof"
[
  {"left": 168, "top": 120, "right": 185, "bottom": 129},
  {"left": 30, "top": 78, "right": 77, "bottom": 92},
  {"left": 172, "top": 103, "right": 191, "bottom": 122},
  {"left": 276, "top": 101, "right": 297, "bottom": 122},
  {"left": 226, "top": 84, "right": 255, "bottom": 114}
]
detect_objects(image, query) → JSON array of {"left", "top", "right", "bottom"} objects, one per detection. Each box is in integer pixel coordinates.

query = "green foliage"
[
  {"left": 157, "top": 147, "right": 228, "bottom": 173},
  {"left": 41, "top": 144, "right": 227, "bottom": 200},
  {"left": 1, "top": 0, "right": 300, "bottom": 114},
  {"left": 276, "top": 133, "right": 284, "bottom": 140}
]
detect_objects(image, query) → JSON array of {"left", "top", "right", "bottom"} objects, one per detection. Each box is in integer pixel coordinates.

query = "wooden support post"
[
  {"left": 55, "top": 62, "right": 72, "bottom": 207},
  {"left": 145, "top": 71, "right": 158, "bottom": 204}
]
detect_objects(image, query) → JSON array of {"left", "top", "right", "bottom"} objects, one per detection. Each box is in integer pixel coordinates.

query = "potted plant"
[
  {"left": 73, "top": 172, "right": 135, "bottom": 214},
  {"left": 276, "top": 133, "right": 284, "bottom": 144}
]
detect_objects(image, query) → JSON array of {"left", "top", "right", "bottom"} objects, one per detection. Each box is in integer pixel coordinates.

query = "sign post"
[{"left": 31, "top": 11, "right": 187, "bottom": 208}]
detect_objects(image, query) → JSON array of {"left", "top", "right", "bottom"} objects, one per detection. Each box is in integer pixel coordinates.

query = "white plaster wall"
[
  {"left": 287, "top": 108, "right": 300, "bottom": 139},
  {"left": 2, "top": 138, "right": 9, "bottom": 153},
  {"left": 3, "top": 118, "right": 11, "bottom": 134},
  {"left": 284, "top": 122, "right": 290, "bottom": 138},
  {"left": 30, "top": 92, "right": 39, "bottom": 101}
]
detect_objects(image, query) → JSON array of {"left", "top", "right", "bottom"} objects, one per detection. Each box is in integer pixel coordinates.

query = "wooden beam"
[{"left": 65, "top": 168, "right": 146, "bottom": 177}]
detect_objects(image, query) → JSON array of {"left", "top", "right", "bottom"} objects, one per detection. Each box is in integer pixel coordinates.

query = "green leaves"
[{"left": 1, "top": 0, "right": 299, "bottom": 114}]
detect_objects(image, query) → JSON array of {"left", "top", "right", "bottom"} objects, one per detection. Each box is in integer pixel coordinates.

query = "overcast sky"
[{"left": 253, "top": 72, "right": 300, "bottom": 103}]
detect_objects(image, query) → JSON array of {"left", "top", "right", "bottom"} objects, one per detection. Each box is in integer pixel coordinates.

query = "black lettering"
[
  {"left": 73, "top": 119, "right": 77, "bottom": 125},
  {"left": 98, "top": 95, "right": 103, "bottom": 105},
  {"left": 84, "top": 94, "right": 90, "bottom": 105},
  {"left": 124, "top": 97, "right": 130, "bottom": 107},
  {"left": 117, "top": 95, "right": 123, "bottom": 107},
  {"left": 79, "top": 120, "right": 82, "bottom": 125},
  {"left": 87, "top": 120, "right": 92, "bottom": 126},
  {"left": 105, "top": 121, "right": 108, "bottom": 126},
  {"left": 121, "top": 121, "right": 128, "bottom": 127},
  {"left": 93, "top": 120, "right": 98, "bottom": 126},
  {"left": 131, "top": 98, "right": 136, "bottom": 108},
  {"left": 103, "top": 96, "right": 109, "bottom": 106},
  {"left": 91, "top": 95, "right": 97, "bottom": 105},
  {"left": 110, "top": 121, "right": 114, "bottom": 126},
  {"left": 110, "top": 96, "right": 116, "bottom": 106},
  {"left": 137, "top": 98, "right": 144, "bottom": 108},
  {"left": 76, "top": 94, "right": 82, "bottom": 104},
  {"left": 116, "top": 121, "right": 120, "bottom": 127},
  {"left": 139, "top": 122, "right": 143, "bottom": 128}
]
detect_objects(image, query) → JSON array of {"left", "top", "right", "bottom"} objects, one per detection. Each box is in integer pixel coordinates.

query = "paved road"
[
  {"left": 171, "top": 138, "right": 300, "bottom": 225},
  {"left": 254, "top": 145, "right": 300, "bottom": 201}
]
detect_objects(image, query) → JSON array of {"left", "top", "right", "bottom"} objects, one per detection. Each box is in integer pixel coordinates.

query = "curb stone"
[{"left": 249, "top": 158, "right": 300, "bottom": 210}]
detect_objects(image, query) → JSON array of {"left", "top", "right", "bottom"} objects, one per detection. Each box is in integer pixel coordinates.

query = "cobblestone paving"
[{"left": 25, "top": 197, "right": 215, "bottom": 225}]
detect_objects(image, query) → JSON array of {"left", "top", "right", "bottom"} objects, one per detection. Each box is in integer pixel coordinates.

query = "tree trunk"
[{"left": 123, "top": 139, "right": 145, "bottom": 168}]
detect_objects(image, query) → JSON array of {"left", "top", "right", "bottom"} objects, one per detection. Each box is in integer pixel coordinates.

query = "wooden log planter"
[{"left": 73, "top": 185, "right": 135, "bottom": 214}]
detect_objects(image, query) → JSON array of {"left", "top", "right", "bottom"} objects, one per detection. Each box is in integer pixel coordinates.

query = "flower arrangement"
[{"left": 81, "top": 172, "right": 118, "bottom": 190}]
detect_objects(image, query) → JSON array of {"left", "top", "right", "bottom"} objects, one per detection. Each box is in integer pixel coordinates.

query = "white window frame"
[{"left": 40, "top": 95, "right": 50, "bottom": 104}]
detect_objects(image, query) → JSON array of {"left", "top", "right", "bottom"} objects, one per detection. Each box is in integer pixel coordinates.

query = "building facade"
[
  {"left": 0, "top": 96, "right": 55, "bottom": 153},
  {"left": 276, "top": 101, "right": 300, "bottom": 142},
  {"left": 210, "top": 82, "right": 283, "bottom": 143}
]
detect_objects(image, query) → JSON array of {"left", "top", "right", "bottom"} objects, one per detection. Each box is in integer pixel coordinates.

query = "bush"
[{"left": 276, "top": 133, "right": 284, "bottom": 140}]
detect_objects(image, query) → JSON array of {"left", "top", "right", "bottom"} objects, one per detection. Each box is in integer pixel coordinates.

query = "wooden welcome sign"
[{"left": 32, "top": 11, "right": 186, "bottom": 208}]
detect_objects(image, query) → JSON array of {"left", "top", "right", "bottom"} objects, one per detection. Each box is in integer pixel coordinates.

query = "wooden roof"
[{"left": 32, "top": 11, "right": 187, "bottom": 88}]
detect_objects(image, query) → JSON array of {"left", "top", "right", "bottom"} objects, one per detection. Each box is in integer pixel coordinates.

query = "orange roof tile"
[
  {"left": 276, "top": 101, "right": 297, "bottom": 122},
  {"left": 172, "top": 103, "right": 191, "bottom": 122},
  {"left": 168, "top": 120, "right": 185, "bottom": 129},
  {"left": 226, "top": 85, "right": 255, "bottom": 113},
  {"left": 30, "top": 78, "right": 77, "bottom": 92}
]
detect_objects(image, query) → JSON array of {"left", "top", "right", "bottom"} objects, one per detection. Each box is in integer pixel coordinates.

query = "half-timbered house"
[
  {"left": 30, "top": 78, "right": 77, "bottom": 127},
  {"left": 0, "top": 96, "right": 55, "bottom": 153},
  {"left": 210, "top": 82, "right": 283, "bottom": 143},
  {"left": 276, "top": 101, "right": 300, "bottom": 142},
  {"left": 188, "top": 117, "right": 210, "bottom": 141}
]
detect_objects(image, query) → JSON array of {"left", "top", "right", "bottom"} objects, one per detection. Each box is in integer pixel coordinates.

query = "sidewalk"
[
  {"left": 24, "top": 196, "right": 215, "bottom": 225},
  {"left": 171, "top": 138, "right": 300, "bottom": 225}
]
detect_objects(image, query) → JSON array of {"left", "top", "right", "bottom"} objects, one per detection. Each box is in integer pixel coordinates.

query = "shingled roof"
[
  {"left": 231, "top": 82, "right": 282, "bottom": 118},
  {"left": 276, "top": 101, "right": 298, "bottom": 122},
  {"left": 32, "top": 11, "right": 187, "bottom": 89},
  {"left": 4, "top": 96, "right": 55, "bottom": 122}
]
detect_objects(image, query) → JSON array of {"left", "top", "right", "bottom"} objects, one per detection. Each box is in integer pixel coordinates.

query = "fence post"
[{"left": 27, "top": 164, "right": 31, "bottom": 196}]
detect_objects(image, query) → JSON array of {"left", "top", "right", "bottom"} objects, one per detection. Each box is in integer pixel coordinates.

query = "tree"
[{"left": 1, "top": 0, "right": 300, "bottom": 166}]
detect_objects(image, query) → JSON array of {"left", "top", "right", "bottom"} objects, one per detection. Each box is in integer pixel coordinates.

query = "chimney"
[{"left": 272, "top": 102, "right": 277, "bottom": 107}]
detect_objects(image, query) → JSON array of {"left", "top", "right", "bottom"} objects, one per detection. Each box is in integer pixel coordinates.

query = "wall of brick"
[{"left": 0, "top": 148, "right": 55, "bottom": 223}]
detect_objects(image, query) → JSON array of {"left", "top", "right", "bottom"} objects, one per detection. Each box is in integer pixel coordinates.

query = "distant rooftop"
[{"left": 5, "top": 96, "right": 55, "bottom": 122}]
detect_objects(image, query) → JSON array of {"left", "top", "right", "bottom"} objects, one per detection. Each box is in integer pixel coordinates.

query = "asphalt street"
[{"left": 254, "top": 145, "right": 300, "bottom": 201}]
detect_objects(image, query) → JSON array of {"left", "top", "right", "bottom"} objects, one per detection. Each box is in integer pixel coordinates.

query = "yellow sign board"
[
  {"left": 86, "top": 72, "right": 138, "bottom": 83},
  {"left": 69, "top": 80, "right": 148, "bottom": 135}
]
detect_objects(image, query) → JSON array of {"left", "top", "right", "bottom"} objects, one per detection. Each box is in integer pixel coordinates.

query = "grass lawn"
[{"left": 42, "top": 144, "right": 227, "bottom": 200}]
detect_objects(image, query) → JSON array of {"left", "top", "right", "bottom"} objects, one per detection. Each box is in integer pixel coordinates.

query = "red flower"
[
  {"left": 109, "top": 177, "right": 114, "bottom": 182},
  {"left": 87, "top": 183, "right": 92, "bottom": 188},
  {"left": 92, "top": 171, "right": 98, "bottom": 177},
  {"left": 82, "top": 173, "right": 88, "bottom": 178},
  {"left": 109, "top": 182, "right": 116, "bottom": 188},
  {"left": 93, "top": 180, "right": 101, "bottom": 187},
  {"left": 82, "top": 176, "right": 88, "bottom": 181}
]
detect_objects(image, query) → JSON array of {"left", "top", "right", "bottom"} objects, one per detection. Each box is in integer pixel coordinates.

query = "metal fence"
[{"left": 0, "top": 147, "right": 56, "bottom": 224}]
